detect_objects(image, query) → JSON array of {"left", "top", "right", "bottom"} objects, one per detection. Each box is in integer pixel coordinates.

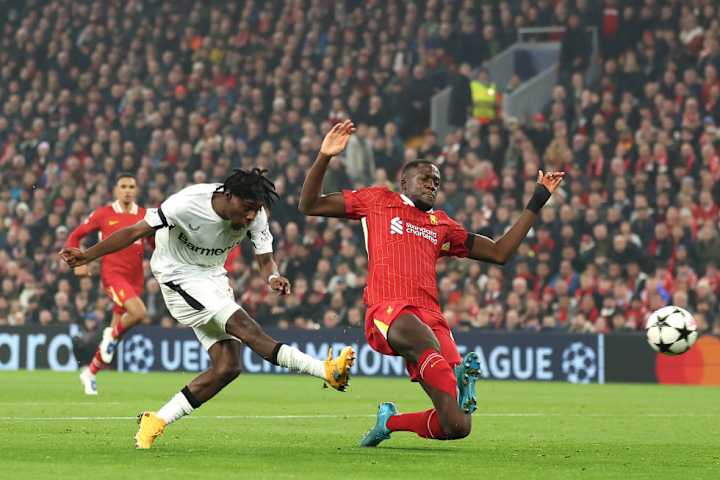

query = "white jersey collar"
[{"left": 112, "top": 200, "right": 138, "bottom": 215}]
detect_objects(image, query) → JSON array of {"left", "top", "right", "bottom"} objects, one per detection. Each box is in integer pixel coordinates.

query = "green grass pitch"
[{"left": 1, "top": 371, "right": 718, "bottom": 479}]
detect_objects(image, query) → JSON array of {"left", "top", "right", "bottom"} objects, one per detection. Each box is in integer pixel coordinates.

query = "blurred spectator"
[
  {"left": 1, "top": 0, "right": 719, "bottom": 337},
  {"left": 560, "top": 13, "right": 592, "bottom": 80}
]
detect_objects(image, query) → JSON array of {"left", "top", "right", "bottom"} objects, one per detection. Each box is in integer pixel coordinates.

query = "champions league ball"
[
  {"left": 645, "top": 306, "right": 698, "bottom": 356},
  {"left": 561, "top": 342, "right": 598, "bottom": 384},
  {"left": 122, "top": 334, "right": 155, "bottom": 372}
]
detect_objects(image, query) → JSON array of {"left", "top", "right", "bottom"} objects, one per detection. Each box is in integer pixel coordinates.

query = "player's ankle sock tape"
[
  {"left": 417, "top": 349, "right": 457, "bottom": 399},
  {"left": 181, "top": 386, "right": 203, "bottom": 409},
  {"left": 268, "top": 342, "right": 285, "bottom": 366},
  {"left": 526, "top": 184, "right": 551, "bottom": 214}
]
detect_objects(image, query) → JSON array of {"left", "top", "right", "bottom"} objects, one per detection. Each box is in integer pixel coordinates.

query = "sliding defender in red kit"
[{"left": 299, "top": 120, "right": 564, "bottom": 446}]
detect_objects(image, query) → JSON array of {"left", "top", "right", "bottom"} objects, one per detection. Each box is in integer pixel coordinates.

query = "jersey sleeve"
[
  {"left": 66, "top": 208, "right": 102, "bottom": 247},
  {"left": 342, "top": 187, "right": 386, "bottom": 220},
  {"left": 440, "top": 217, "right": 470, "bottom": 258},
  {"left": 144, "top": 193, "right": 182, "bottom": 229},
  {"left": 248, "top": 207, "right": 273, "bottom": 255}
]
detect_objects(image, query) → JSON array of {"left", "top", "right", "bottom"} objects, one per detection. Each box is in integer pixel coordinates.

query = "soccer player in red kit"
[
  {"left": 66, "top": 173, "right": 149, "bottom": 395},
  {"left": 299, "top": 120, "right": 564, "bottom": 446}
]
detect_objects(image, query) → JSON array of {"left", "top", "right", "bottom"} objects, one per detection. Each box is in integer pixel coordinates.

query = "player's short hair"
[
  {"left": 401, "top": 160, "right": 437, "bottom": 179},
  {"left": 218, "top": 168, "right": 279, "bottom": 208},
  {"left": 115, "top": 172, "right": 136, "bottom": 183}
]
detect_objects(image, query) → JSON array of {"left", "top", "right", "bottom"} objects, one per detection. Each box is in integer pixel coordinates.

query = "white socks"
[
  {"left": 157, "top": 391, "right": 195, "bottom": 425},
  {"left": 276, "top": 344, "right": 326, "bottom": 379},
  {"left": 155, "top": 346, "right": 325, "bottom": 426}
]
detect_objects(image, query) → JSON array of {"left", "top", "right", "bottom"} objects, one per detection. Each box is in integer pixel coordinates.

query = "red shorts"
[
  {"left": 102, "top": 276, "right": 143, "bottom": 315},
  {"left": 365, "top": 301, "right": 461, "bottom": 381}
]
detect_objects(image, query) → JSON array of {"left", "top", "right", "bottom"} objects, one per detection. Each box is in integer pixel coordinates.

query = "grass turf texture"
[{"left": 0, "top": 371, "right": 718, "bottom": 479}]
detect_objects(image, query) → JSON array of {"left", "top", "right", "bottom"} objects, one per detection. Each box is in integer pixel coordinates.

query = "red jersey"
[
  {"left": 66, "top": 201, "right": 146, "bottom": 283},
  {"left": 343, "top": 187, "right": 470, "bottom": 312}
]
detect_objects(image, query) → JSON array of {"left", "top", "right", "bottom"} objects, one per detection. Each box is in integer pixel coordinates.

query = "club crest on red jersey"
[{"left": 390, "top": 216, "right": 404, "bottom": 235}]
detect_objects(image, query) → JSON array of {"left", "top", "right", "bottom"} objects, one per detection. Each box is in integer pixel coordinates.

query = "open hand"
[
  {"left": 320, "top": 120, "right": 356, "bottom": 157},
  {"left": 59, "top": 248, "right": 90, "bottom": 268},
  {"left": 269, "top": 275, "right": 291, "bottom": 296},
  {"left": 537, "top": 170, "right": 565, "bottom": 193}
]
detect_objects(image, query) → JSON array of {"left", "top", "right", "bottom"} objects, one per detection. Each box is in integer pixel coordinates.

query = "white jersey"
[{"left": 144, "top": 183, "right": 273, "bottom": 283}]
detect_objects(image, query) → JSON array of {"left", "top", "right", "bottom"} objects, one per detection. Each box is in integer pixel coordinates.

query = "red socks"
[
  {"left": 88, "top": 320, "right": 130, "bottom": 375},
  {"left": 385, "top": 349, "right": 459, "bottom": 440},
  {"left": 387, "top": 409, "right": 446, "bottom": 439},
  {"left": 417, "top": 348, "right": 458, "bottom": 399},
  {"left": 88, "top": 350, "right": 105, "bottom": 375},
  {"left": 111, "top": 320, "right": 127, "bottom": 340}
]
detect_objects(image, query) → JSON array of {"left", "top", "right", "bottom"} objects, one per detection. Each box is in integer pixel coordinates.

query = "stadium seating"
[{"left": 0, "top": 0, "right": 719, "bottom": 337}]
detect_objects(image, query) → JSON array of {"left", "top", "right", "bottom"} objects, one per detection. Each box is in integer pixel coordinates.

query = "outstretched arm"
[
  {"left": 60, "top": 220, "right": 156, "bottom": 267},
  {"left": 298, "top": 120, "right": 355, "bottom": 217},
  {"left": 466, "top": 171, "right": 565, "bottom": 265},
  {"left": 66, "top": 212, "right": 101, "bottom": 276}
]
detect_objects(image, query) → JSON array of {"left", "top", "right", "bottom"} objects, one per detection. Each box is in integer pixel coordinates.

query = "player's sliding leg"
[
  {"left": 360, "top": 314, "right": 470, "bottom": 446},
  {"left": 135, "top": 340, "right": 241, "bottom": 449},
  {"left": 387, "top": 314, "right": 471, "bottom": 438},
  {"left": 224, "top": 307, "right": 355, "bottom": 390}
]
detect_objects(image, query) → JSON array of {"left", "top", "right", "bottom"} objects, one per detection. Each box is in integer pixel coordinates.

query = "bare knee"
[
  {"left": 227, "top": 310, "right": 263, "bottom": 341},
  {"left": 130, "top": 305, "right": 147, "bottom": 322},
  {"left": 125, "top": 301, "right": 147, "bottom": 323},
  {"left": 442, "top": 418, "right": 471, "bottom": 440}
]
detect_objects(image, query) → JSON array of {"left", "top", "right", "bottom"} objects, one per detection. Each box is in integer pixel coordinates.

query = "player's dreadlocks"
[{"left": 217, "top": 168, "right": 279, "bottom": 208}]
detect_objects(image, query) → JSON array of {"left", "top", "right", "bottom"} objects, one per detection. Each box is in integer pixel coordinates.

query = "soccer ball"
[{"left": 645, "top": 305, "right": 698, "bottom": 355}]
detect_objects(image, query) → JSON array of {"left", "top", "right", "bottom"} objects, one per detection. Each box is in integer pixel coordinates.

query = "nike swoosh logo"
[
  {"left": 188, "top": 224, "right": 200, "bottom": 231},
  {"left": 108, "top": 220, "right": 119, "bottom": 225}
]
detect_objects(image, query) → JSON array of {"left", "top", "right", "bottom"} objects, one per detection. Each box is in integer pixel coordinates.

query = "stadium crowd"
[{"left": 1, "top": 0, "right": 720, "bottom": 337}]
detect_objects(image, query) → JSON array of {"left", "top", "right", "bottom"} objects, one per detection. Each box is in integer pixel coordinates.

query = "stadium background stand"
[{"left": 1, "top": 0, "right": 719, "bottom": 338}]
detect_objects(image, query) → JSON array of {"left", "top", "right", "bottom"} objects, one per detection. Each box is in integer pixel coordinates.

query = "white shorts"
[{"left": 159, "top": 272, "right": 241, "bottom": 351}]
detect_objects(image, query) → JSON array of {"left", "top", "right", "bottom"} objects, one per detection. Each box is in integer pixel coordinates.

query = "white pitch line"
[
  {"left": 0, "top": 402, "right": 123, "bottom": 406},
  {"left": 0, "top": 415, "right": 374, "bottom": 421},
  {"left": 0, "top": 413, "right": 718, "bottom": 422}
]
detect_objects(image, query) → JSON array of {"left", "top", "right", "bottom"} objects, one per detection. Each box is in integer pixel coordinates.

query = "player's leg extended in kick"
[
  {"left": 135, "top": 307, "right": 355, "bottom": 449},
  {"left": 360, "top": 314, "right": 472, "bottom": 447},
  {"left": 223, "top": 307, "right": 355, "bottom": 390},
  {"left": 80, "top": 297, "right": 147, "bottom": 395}
]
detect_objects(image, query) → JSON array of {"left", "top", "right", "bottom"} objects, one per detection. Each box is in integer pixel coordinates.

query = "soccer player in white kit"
[{"left": 60, "top": 168, "right": 355, "bottom": 449}]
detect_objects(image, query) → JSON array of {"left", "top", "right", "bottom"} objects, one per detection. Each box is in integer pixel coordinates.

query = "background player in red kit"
[
  {"left": 66, "top": 173, "right": 149, "bottom": 395},
  {"left": 299, "top": 120, "right": 564, "bottom": 446}
]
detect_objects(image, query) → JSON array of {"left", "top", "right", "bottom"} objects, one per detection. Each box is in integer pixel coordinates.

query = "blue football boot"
[
  {"left": 456, "top": 352, "right": 481, "bottom": 414},
  {"left": 359, "top": 402, "right": 398, "bottom": 447}
]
